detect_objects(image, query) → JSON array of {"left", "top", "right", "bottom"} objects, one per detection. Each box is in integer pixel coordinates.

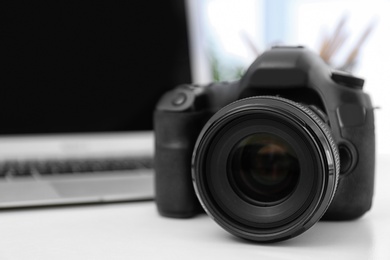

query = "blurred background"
[
  {"left": 0, "top": 0, "right": 387, "bottom": 156},
  {"left": 187, "top": 0, "right": 389, "bottom": 156}
]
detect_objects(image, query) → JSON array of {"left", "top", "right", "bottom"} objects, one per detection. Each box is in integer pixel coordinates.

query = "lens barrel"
[{"left": 192, "top": 96, "right": 339, "bottom": 242}]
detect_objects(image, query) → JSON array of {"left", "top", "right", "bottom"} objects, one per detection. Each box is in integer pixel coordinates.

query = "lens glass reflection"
[{"left": 230, "top": 133, "right": 300, "bottom": 204}]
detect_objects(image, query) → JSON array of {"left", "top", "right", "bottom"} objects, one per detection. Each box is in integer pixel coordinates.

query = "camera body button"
[{"left": 172, "top": 93, "right": 187, "bottom": 106}]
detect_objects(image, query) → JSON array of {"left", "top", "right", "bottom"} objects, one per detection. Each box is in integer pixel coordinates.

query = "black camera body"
[{"left": 154, "top": 47, "right": 375, "bottom": 242}]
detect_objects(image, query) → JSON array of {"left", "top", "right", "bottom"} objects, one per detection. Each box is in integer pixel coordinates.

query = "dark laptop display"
[{"left": 0, "top": 1, "right": 192, "bottom": 134}]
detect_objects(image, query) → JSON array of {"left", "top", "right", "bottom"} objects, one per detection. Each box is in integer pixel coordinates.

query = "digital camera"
[{"left": 154, "top": 46, "right": 375, "bottom": 242}]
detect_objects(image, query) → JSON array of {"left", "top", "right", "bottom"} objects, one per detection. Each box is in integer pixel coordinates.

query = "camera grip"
[
  {"left": 323, "top": 108, "right": 375, "bottom": 220},
  {"left": 154, "top": 110, "right": 210, "bottom": 218}
]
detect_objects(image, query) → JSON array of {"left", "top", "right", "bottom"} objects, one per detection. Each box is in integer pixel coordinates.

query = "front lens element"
[{"left": 230, "top": 133, "right": 300, "bottom": 204}]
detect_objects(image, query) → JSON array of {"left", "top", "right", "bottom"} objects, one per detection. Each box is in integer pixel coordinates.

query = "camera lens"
[
  {"left": 230, "top": 133, "right": 299, "bottom": 205},
  {"left": 192, "top": 96, "right": 339, "bottom": 242}
]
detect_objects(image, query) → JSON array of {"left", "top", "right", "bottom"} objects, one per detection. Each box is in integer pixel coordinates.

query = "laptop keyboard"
[{"left": 0, "top": 157, "right": 154, "bottom": 179}]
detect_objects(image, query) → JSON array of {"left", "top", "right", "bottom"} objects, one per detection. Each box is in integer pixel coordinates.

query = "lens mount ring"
[{"left": 192, "top": 96, "right": 340, "bottom": 242}]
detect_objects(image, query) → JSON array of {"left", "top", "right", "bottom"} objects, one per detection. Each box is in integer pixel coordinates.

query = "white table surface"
[{"left": 1, "top": 154, "right": 389, "bottom": 260}]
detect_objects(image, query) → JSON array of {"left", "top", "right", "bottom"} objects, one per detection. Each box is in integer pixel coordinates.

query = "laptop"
[{"left": 0, "top": 1, "right": 193, "bottom": 208}]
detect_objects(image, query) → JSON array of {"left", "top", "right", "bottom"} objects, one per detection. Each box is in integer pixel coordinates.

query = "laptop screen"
[{"left": 0, "top": 1, "right": 192, "bottom": 135}]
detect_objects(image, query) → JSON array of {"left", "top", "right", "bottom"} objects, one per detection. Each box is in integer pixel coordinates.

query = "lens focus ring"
[{"left": 266, "top": 96, "right": 340, "bottom": 195}]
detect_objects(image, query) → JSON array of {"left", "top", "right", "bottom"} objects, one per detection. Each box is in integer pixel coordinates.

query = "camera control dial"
[{"left": 331, "top": 70, "right": 364, "bottom": 90}]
